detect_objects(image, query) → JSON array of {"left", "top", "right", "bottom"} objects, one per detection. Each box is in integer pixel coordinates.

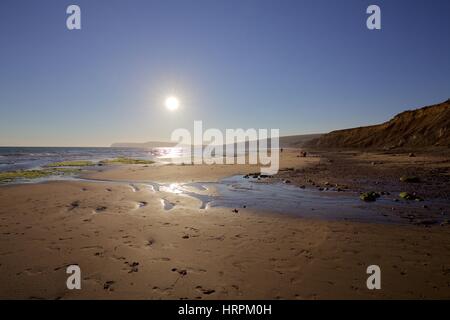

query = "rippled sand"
[{"left": 0, "top": 150, "right": 449, "bottom": 299}]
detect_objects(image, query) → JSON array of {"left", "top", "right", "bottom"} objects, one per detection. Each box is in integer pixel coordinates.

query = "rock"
[
  {"left": 359, "top": 192, "right": 381, "bottom": 202},
  {"left": 299, "top": 185, "right": 306, "bottom": 189},
  {"left": 399, "top": 192, "right": 423, "bottom": 201},
  {"left": 414, "top": 219, "right": 438, "bottom": 227},
  {"left": 408, "top": 153, "right": 416, "bottom": 157},
  {"left": 400, "top": 176, "right": 420, "bottom": 183},
  {"left": 283, "top": 179, "right": 291, "bottom": 184}
]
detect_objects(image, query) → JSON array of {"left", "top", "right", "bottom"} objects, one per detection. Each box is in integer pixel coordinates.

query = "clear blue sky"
[{"left": 0, "top": 0, "right": 449, "bottom": 146}]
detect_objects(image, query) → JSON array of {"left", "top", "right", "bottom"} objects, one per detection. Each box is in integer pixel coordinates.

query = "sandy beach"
[{"left": 1, "top": 149, "right": 449, "bottom": 299}]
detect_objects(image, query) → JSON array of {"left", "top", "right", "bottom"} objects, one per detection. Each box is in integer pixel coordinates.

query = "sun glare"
[{"left": 165, "top": 96, "right": 180, "bottom": 111}]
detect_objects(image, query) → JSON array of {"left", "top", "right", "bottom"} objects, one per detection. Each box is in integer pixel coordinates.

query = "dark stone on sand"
[
  {"left": 399, "top": 192, "right": 423, "bottom": 201},
  {"left": 414, "top": 219, "right": 438, "bottom": 226},
  {"left": 359, "top": 192, "right": 380, "bottom": 202},
  {"left": 400, "top": 176, "right": 420, "bottom": 183}
]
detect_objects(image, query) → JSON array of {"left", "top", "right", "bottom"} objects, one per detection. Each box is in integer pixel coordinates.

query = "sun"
[{"left": 165, "top": 96, "right": 180, "bottom": 111}]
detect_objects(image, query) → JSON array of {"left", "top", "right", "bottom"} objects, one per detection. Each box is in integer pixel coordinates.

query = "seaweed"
[{"left": 99, "top": 157, "right": 155, "bottom": 165}]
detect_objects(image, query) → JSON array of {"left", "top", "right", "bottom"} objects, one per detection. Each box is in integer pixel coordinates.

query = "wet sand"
[{"left": 0, "top": 150, "right": 449, "bottom": 299}]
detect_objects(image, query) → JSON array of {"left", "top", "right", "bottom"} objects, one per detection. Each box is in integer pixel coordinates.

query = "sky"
[{"left": 0, "top": 0, "right": 449, "bottom": 147}]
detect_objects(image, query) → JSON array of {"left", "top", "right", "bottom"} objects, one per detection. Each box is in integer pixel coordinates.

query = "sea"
[{"left": 0, "top": 147, "right": 183, "bottom": 172}]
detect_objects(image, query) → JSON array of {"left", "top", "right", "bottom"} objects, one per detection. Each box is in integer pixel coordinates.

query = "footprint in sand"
[
  {"left": 137, "top": 201, "right": 148, "bottom": 208},
  {"left": 171, "top": 268, "right": 187, "bottom": 276},
  {"left": 161, "top": 199, "right": 175, "bottom": 210},
  {"left": 103, "top": 280, "right": 115, "bottom": 291},
  {"left": 195, "top": 286, "right": 215, "bottom": 295},
  {"left": 94, "top": 206, "right": 107, "bottom": 213},
  {"left": 124, "top": 261, "right": 139, "bottom": 273},
  {"left": 146, "top": 239, "right": 154, "bottom": 247},
  {"left": 68, "top": 201, "right": 80, "bottom": 211},
  {"left": 129, "top": 184, "right": 140, "bottom": 192}
]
